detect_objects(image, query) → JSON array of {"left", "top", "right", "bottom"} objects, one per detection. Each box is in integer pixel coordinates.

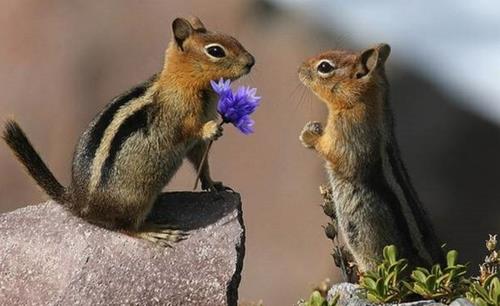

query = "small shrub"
[
  {"left": 466, "top": 234, "right": 499, "bottom": 306},
  {"left": 404, "top": 250, "right": 468, "bottom": 303},
  {"left": 359, "top": 245, "right": 409, "bottom": 303},
  {"left": 466, "top": 274, "right": 500, "bottom": 306}
]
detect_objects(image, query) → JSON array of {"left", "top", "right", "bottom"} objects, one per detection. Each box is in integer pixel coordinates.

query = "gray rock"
[
  {"left": 327, "top": 283, "right": 445, "bottom": 306},
  {"left": 0, "top": 192, "right": 245, "bottom": 306},
  {"left": 449, "top": 298, "right": 475, "bottom": 306}
]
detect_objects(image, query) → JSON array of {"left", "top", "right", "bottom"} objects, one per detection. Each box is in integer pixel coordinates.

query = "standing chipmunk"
[
  {"left": 2, "top": 16, "right": 255, "bottom": 246},
  {"left": 298, "top": 43, "right": 444, "bottom": 271}
]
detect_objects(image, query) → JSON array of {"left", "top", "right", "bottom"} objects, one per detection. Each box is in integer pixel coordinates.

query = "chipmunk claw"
[
  {"left": 134, "top": 223, "right": 190, "bottom": 248},
  {"left": 305, "top": 121, "right": 323, "bottom": 135}
]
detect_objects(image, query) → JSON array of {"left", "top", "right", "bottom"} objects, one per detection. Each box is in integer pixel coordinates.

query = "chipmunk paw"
[
  {"left": 300, "top": 121, "right": 323, "bottom": 148},
  {"left": 202, "top": 120, "right": 223, "bottom": 141}
]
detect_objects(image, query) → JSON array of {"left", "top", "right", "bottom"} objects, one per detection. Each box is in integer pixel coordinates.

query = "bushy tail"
[{"left": 2, "top": 120, "right": 65, "bottom": 201}]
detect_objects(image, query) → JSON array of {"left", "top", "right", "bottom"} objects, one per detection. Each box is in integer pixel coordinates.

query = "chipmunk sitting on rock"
[
  {"left": 298, "top": 44, "right": 444, "bottom": 272},
  {"left": 3, "top": 16, "right": 255, "bottom": 246}
]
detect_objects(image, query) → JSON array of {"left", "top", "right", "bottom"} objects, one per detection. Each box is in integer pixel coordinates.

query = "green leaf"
[
  {"left": 377, "top": 266, "right": 385, "bottom": 277},
  {"left": 402, "top": 281, "right": 413, "bottom": 291},
  {"left": 490, "top": 277, "right": 500, "bottom": 302},
  {"left": 447, "top": 250, "right": 458, "bottom": 267},
  {"left": 416, "top": 267, "right": 430, "bottom": 275},
  {"left": 436, "top": 274, "right": 449, "bottom": 286},
  {"left": 473, "top": 283, "right": 490, "bottom": 300},
  {"left": 431, "top": 264, "right": 441, "bottom": 276},
  {"left": 365, "top": 271, "right": 378, "bottom": 280},
  {"left": 329, "top": 293, "right": 340, "bottom": 306},
  {"left": 425, "top": 275, "right": 437, "bottom": 291},
  {"left": 384, "top": 271, "right": 397, "bottom": 287},
  {"left": 376, "top": 278, "right": 386, "bottom": 296},
  {"left": 309, "top": 291, "right": 325, "bottom": 306},
  {"left": 484, "top": 274, "right": 497, "bottom": 287},
  {"left": 413, "top": 282, "right": 430, "bottom": 297},
  {"left": 412, "top": 270, "right": 428, "bottom": 283},
  {"left": 362, "top": 277, "right": 377, "bottom": 290},
  {"left": 384, "top": 245, "right": 397, "bottom": 264},
  {"left": 383, "top": 293, "right": 398, "bottom": 303},
  {"left": 367, "top": 292, "right": 382, "bottom": 303},
  {"left": 388, "top": 259, "right": 407, "bottom": 274}
]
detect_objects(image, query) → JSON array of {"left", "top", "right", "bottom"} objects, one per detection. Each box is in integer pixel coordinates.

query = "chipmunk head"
[
  {"left": 164, "top": 17, "right": 255, "bottom": 87},
  {"left": 298, "top": 44, "right": 391, "bottom": 110}
]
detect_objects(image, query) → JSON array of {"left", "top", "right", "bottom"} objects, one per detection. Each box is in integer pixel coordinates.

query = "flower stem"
[
  {"left": 193, "top": 140, "right": 213, "bottom": 190},
  {"left": 193, "top": 121, "right": 226, "bottom": 190}
]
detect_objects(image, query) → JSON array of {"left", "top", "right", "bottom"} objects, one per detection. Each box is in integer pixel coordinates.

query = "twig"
[{"left": 193, "top": 140, "right": 213, "bottom": 190}]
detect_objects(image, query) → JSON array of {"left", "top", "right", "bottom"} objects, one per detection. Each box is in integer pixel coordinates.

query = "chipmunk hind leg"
[
  {"left": 121, "top": 197, "right": 189, "bottom": 248},
  {"left": 132, "top": 223, "right": 189, "bottom": 248}
]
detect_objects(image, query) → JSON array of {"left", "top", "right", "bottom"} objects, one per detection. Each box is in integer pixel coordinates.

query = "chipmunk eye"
[
  {"left": 317, "top": 60, "right": 335, "bottom": 76},
  {"left": 205, "top": 44, "right": 226, "bottom": 59}
]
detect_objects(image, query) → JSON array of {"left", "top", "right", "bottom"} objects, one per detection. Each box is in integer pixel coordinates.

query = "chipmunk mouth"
[
  {"left": 234, "top": 66, "right": 252, "bottom": 79},
  {"left": 232, "top": 69, "right": 251, "bottom": 80}
]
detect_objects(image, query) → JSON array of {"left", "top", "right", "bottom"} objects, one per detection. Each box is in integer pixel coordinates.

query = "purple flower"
[
  {"left": 210, "top": 78, "right": 261, "bottom": 135},
  {"left": 210, "top": 78, "right": 232, "bottom": 98}
]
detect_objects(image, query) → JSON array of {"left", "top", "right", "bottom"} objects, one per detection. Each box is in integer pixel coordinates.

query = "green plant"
[
  {"left": 466, "top": 234, "right": 499, "bottom": 306},
  {"left": 298, "top": 291, "right": 339, "bottom": 306},
  {"left": 466, "top": 275, "right": 500, "bottom": 306},
  {"left": 405, "top": 250, "right": 468, "bottom": 303},
  {"left": 359, "top": 245, "right": 409, "bottom": 303},
  {"left": 480, "top": 235, "right": 499, "bottom": 284}
]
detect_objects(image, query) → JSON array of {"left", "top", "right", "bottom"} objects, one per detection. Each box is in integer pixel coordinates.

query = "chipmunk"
[
  {"left": 298, "top": 43, "right": 444, "bottom": 272},
  {"left": 2, "top": 16, "right": 255, "bottom": 246}
]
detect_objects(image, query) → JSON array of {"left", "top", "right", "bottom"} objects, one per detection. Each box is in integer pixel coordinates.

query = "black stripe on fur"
[
  {"left": 387, "top": 141, "right": 445, "bottom": 265},
  {"left": 85, "top": 76, "right": 156, "bottom": 164},
  {"left": 99, "top": 104, "right": 154, "bottom": 186},
  {"left": 369, "top": 156, "right": 425, "bottom": 266}
]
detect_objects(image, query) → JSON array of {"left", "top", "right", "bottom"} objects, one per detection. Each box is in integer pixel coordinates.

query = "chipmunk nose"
[
  {"left": 298, "top": 65, "right": 313, "bottom": 82},
  {"left": 245, "top": 54, "right": 255, "bottom": 70}
]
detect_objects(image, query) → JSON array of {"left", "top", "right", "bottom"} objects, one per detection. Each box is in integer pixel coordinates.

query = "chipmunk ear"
[
  {"left": 356, "top": 43, "right": 391, "bottom": 78},
  {"left": 187, "top": 16, "right": 207, "bottom": 33},
  {"left": 172, "top": 18, "right": 194, "bottom": 50}
]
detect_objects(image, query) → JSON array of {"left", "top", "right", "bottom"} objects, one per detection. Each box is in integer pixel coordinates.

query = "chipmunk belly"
[
  {"left": 328, "top": 174, "right": 401, "bottom": 272},
  {"left": 327, "top": 150, "right": 437, "bottom": 272}
]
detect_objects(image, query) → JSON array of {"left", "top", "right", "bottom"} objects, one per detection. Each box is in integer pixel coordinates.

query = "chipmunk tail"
[{"left": 2, "top": 120, "right": 66, "bottom": 202}]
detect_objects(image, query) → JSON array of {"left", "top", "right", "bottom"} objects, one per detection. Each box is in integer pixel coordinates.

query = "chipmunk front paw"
[
  {"left": 202, "top": 120, "right": 223, "bottom": 141},
  {"left": 300, "top": 121, "right": 323, "bottom": 148}
]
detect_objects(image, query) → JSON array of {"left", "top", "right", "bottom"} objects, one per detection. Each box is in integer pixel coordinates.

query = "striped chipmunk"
[
  {"left": 2, "top": 16, "right": 255, "bottom": 246},
  {"left": 298, "top": 43, "right": 445, "bottom": 272}
]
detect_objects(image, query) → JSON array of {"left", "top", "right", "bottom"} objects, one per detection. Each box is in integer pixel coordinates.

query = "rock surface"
[
  {"left": 0, "top": 192, "right": 245, "bottom": 306},
  {"left": 327, "top": 283, "right": 448, "bottom": 306},
  {"left": 449, "top": 298, "right": 475, "bottom": 306}
]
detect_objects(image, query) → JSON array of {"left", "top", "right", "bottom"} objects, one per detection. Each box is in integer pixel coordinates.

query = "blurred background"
[{"left": 0, "top": 0, "right": 499, "bottom": 305}]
